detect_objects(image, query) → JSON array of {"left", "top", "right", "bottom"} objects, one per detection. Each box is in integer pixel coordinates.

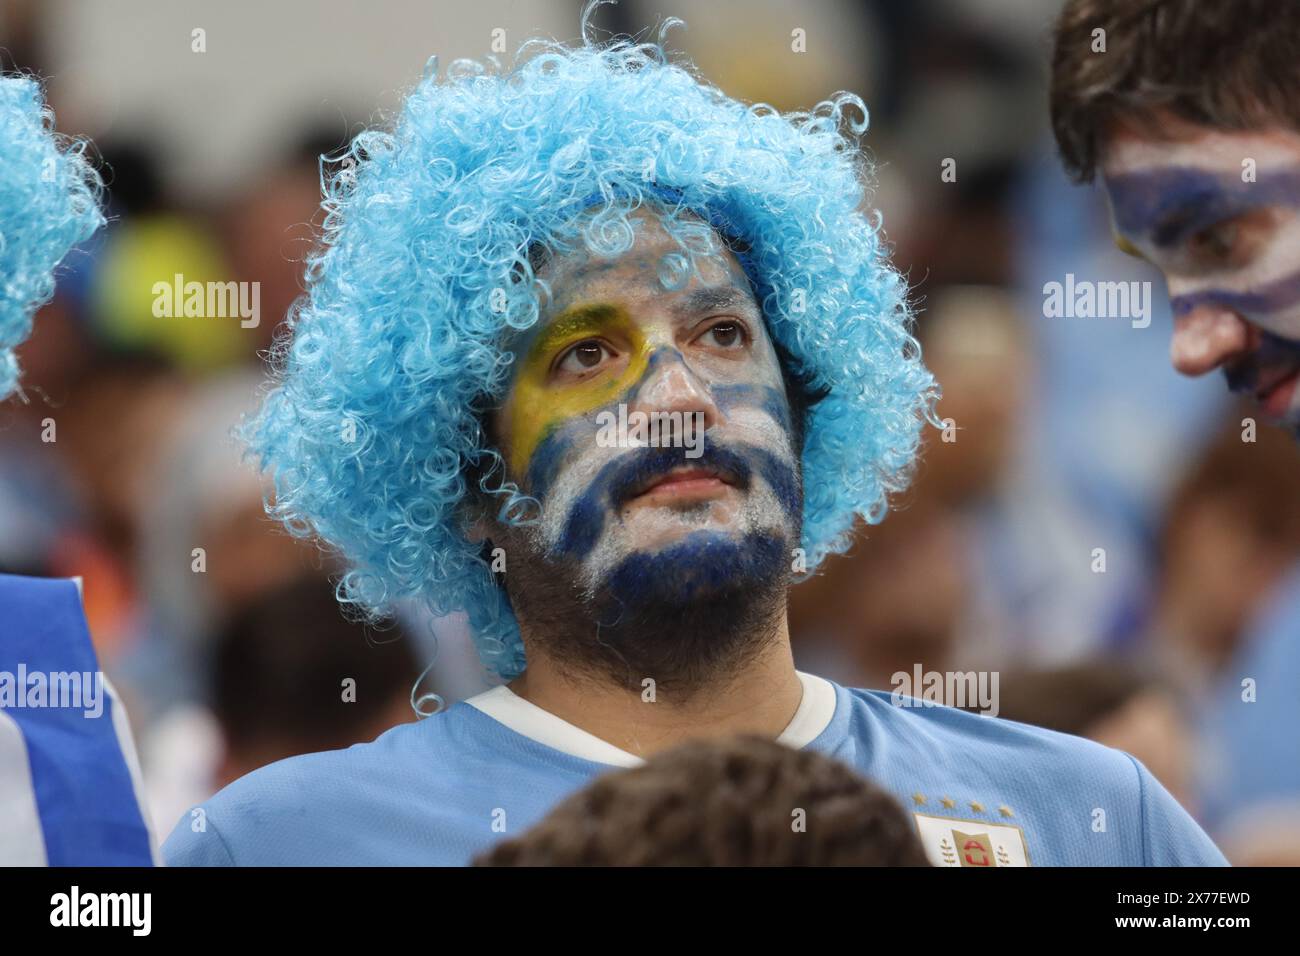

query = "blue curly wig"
[
  {"left": 245, "top": 9, "right": 939, "bottom": 679},
  {"left": 0, "top": 74, "right": 103, "bottom": 398}
]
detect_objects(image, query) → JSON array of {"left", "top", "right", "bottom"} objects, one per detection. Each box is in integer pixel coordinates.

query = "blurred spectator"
[
  {"left": 475, "top": 735, "right": 931, "bottom": 866},
  {"left": 791, "top": 507, "right": 969, "bottom": 691},
  {"left": 988, "top": 661, "right": 1194, "bottom": 813},
  {"left": 124, "top": 370, "right": 316, "bottom": 721},
  {"left": 1144, "top": 412, "right": 1300, "bottom": 687},
  {"left": 145, "top": 571, "right": 418, "bottom": 833},
  {"left": 220, "top": 127, "right": 341, "bottom": 354},
  {"left": 211, "top": 573, "right": 417, "bottom": 783},
  {"left": 791, "top": 285, "right": 1027, "bottom": 688},
  {"left": 1195, "top": 562, "right": 1300, "bottom": 859},
  {"left": 914, "top": 285, "right": 1030, "bottom": 506}
]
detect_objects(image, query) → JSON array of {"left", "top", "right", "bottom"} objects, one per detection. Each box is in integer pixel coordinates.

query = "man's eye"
[
  {"left": 555, "top": 339, "right": 611, "bottom": 374},
  {"left": 1189, "top": 220, "right": 1240, "bottom": 263},
  {"left": 699, "top": 321, "right": 746, "bottom": 349}
]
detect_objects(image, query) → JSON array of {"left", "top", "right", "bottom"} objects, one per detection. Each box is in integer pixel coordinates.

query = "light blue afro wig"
[
  {"left": 245, "top": 8, "right": 939, "bottom": 679},
  {"left": 0, "top": 74, "right": 103, "bottom": 398}
]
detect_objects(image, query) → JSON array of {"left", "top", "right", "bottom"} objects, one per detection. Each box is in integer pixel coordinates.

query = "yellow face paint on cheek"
[
  {"left": 505, "top": 306, "right": 651, "bottom": 475},
  {"left": 1114, "top": 233, "right": 1147, "bottom": 261}
]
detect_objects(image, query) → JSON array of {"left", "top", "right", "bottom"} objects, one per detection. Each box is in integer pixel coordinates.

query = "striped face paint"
[
  {"left": 1101, "top": 124, "right": 1300, "bottom": 427},
  {"left": 496, "top": 208, "right": 801, "bottom": 600}
]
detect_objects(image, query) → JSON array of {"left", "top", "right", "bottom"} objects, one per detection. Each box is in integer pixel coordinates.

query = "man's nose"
[
  {"left": 1170, "top": 305, "right": 1256, "bottom": 377},
  {"left": 628, "top": 348, "right": 724, "bottom": 432}
]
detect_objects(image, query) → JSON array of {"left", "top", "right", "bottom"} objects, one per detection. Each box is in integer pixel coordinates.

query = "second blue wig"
[{"left": 0, "top": 74, "right": 103, "bottom": 399}]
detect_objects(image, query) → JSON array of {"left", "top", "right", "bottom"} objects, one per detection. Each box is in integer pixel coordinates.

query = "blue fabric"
[
  {"left": 0, "top": 573, "right": 154, "bottom": 865},
  {"left": 163, "top": 680, "right": 1225, "bottom": 866}
]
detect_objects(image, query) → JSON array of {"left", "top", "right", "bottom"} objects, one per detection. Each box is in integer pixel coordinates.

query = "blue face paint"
[
  {"left": 1171, "top": 269, "right": 1300, "bottom": 317},
  {"left": 601, "top": 529, "right": 788, "bottom": 607},
  {"left": 712, "top": 382, "right": 793, "bottom": 436},
  {"left": 1106, "top": 167, "right": 1300, "bottom": 247},
  {"left": 524, "top": 418, "right": 583, "bottom": 501},
  {"left": 553, "top": 441, "right": 799, "bottom": 558}
]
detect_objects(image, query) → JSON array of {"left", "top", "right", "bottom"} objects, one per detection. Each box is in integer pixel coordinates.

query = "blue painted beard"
[{"left": 496, "top": 440, "right": 802, "bottom": 694}]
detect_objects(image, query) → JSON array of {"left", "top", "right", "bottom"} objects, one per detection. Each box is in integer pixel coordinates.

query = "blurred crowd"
[{"left": 2, "top": 0, "right": 1297, "bottom": 863}]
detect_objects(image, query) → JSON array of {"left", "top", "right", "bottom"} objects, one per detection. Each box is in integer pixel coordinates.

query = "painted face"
[
  {"left": 1101, "top": 120, "right": 1300, "bottom": 429},
  {"left": 495, "top": 208, "right": 800, "bottom": 604}
]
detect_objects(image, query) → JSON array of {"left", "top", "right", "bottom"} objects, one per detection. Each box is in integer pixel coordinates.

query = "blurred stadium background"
[{"left": 3, "top": 0, "right": 1298, "bottom": 863}]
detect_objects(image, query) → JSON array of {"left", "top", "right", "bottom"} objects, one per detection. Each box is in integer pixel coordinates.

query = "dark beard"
[{"left": 495, "top": 525, "right": 791, "bottom": 702}]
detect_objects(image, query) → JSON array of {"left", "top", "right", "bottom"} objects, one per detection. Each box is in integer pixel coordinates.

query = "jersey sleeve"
[
  {"left": 162, "top": 809, "right": 238, "bottom": 866},
  {"left": 1128, "top": 754, "right": 1228, "bottom": 866}
]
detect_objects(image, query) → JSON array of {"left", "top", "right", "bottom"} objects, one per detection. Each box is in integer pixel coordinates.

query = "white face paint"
[
  {"left": 1101, "top": 121, "right": 1300, "bottom": 426},
  {"left": 537, "top": 403, "right": 798, "bottom": 595},
  {"left": 497, "top": 208, "right": 801, "bottom": 598}
]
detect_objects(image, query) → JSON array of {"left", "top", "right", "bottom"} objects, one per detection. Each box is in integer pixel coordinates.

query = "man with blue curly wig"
[
  {"left": 1, "top": 73, "right": 158, "bottom": 866},
  {"left": 165, "top": 11, "right": 1224, "bottom": 866}
]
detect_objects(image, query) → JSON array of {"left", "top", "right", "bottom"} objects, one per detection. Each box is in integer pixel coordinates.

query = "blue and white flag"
[{"left": 0, "top": 573, "right": 157, "bottom": 865}]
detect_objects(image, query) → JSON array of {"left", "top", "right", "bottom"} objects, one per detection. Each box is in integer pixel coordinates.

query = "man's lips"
[
  {"left": 1255, "top": 366, "right": 1300, "bottom": 419},
  {"left": 627, "top": 466, "right": 737, "bottom": 504}
]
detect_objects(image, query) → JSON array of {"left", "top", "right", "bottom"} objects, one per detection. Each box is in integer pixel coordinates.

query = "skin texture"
[
  {"left": 486, "top": 208, "right": 806, "bottom": 755},
  {"left": 1101, "top": 116, "right": 1300, "bottom": 430}
]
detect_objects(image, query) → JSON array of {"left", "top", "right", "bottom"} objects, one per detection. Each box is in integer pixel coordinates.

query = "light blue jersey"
[{"left": 163, "top": 673, "right": 1225, "bottom": 866}]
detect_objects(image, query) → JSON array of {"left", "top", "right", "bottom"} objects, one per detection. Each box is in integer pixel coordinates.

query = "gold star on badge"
[
  {"left": 912, "top": 793, "right": 927, "bottom": 806},
  {"left": 999, "top": 805, "right": 1014, "bottom": 818},
  {"left": 941, "top": 796, "right": 956, "bottom": 809},
  {"left": 969, "top": 801, "right": 984, "bottom": 813}
]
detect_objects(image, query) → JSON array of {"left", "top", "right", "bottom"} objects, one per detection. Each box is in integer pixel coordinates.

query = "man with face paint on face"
[
  {"left": 163, "top": 7, "right": 1225, "bottom": 866},
  {"left": 1051, "top": 0, "right": 1300, "bottom": 857},
  {"left": 484, "top": 205, "right": 810, "bottom": 705},
  {"left": 1051, "top": 0, "right": 1300, "bottom": 433}
]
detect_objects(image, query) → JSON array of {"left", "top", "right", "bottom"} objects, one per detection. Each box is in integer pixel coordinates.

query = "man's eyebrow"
[
  {"left": 670, "top": 284, "right": 754, "bottom": 320},
  {"left": 1106, "top": 167, "right": 1216, "bottom": 241},
  {"left": 530, "top": 303, "right": 626, "bottom": 352}
]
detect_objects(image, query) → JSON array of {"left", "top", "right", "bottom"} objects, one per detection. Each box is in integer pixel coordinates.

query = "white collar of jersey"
[{"left": 463, "top": 670, "right": 837, "bottom": 768}]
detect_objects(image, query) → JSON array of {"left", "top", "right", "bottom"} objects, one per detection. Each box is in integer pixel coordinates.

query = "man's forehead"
[
  {"left": 531, "top": 212, "right": 750, "bottom": 320},
  {"left": 1102, "top": 120, "right": 1300, "bottom": 177},
  {"left": 547, "top": 250, "right": 751, "bottom": 315},
  {"left": 543, "top": 211, "right": 746, "bottom": 300},
  {"left": 1101, "top": 121, "right": 1300, "bottom": 243}
]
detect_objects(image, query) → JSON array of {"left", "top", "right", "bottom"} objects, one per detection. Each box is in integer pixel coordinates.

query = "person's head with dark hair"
[
  {"left": 993, "top": 662, "right": 1167, "bottom": 738},
  {"left": 1151, "top": 411, "right": 1300, "bottom": 672},
  {"left": 211, "top": 572, "right": 417, "bottom": 784},
  {"left": 474, "top": 734, "right": 930, "bottom": 866},
  {"left": 1049, "top": 0, "right": 1300, "bottom": 434},
  {"left": 991, "top": 661, "right": 1193, "bottom": 811}
]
